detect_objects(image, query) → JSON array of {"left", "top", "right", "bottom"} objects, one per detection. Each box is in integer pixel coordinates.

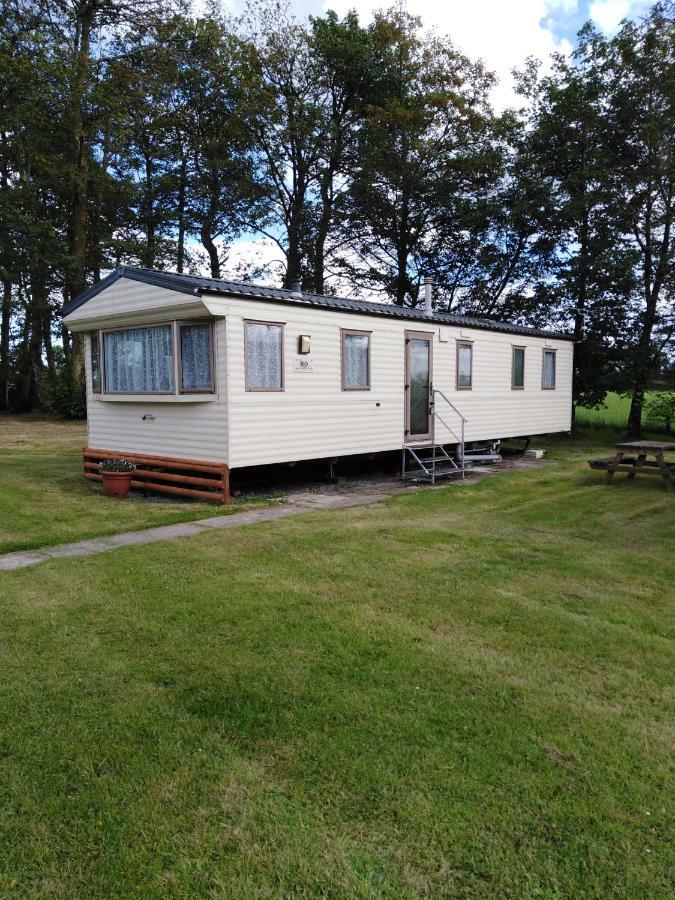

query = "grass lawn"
[
  {"left": 0, "top": 415, "right": 262, "bottom": 554},
  {"left": 0, "top": 435, "right": 672, "bottom": 897},
  {"left": 575, "top": 391, "right": 666, "bottom": 430}
]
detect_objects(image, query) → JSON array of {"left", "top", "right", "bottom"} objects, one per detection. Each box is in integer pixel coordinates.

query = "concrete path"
[{"left": 0, "top": 492, "right": 389, "bottom": 572}]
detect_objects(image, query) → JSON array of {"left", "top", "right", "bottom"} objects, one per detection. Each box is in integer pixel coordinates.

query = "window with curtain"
[
  {"left": 103, "top": 325, "right": 174, "bottom": 393},
  {"left": 512, "top": 347, "right": 525, "bottom": 389},
  {"left": 457, "top": 342, "right": 473, "bottom": 389},
  {"left": 180, "top": 323, "right": 214, "bottom": 392},
  {"left": 90, "top": 332, "right": 101, "bottom": 393},
  {"left": 342, "top": 331, "right": 370, "bottom": 390},
  {"left": 245, "top": 322, "right": 283, "bottom": 390},
  {"left": 542, "top": 350, "right": 556, "bottom": 389}
]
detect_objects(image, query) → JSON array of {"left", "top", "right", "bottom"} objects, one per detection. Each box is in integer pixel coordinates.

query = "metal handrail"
[
  {"left": 433, "top": 389, "right": 467, "bottom": 423},
  {"left": 431, "top": 388, "right": 465, "bottom": 480}
]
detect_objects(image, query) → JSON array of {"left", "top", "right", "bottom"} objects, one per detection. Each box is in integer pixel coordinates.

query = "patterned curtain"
[
  {"left": 104, "top": 325, "right": 174, "bottom": 392},
  {"left": 181, "top": 324, "right": 212, "bottom": 390},
  {"left": 246, "top": 323, "right": 282, "bottom": 389}
]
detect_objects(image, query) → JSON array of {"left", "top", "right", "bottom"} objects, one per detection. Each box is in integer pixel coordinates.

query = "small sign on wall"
[
  {"left": 439, "top": 327, "right": 451, "bottom": 343},
  {"left": 294, "top": 358, "right": 314, "bottom": 372}
]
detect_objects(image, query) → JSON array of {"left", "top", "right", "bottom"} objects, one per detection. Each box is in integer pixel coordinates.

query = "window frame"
[
  {"left": 542, "top": 348, "right": 557, "bottom": 390},
  {"left": 101, "top": 322, "right": 176, "bottom": 396},
  {"left": 90, "top": 331, "right": 101, "bottom": 394},
  {"left": 340, "top": 328, "right": 372, "bottom": 391},
  {"left": 177, "top": 320, "right": 216, "bottom": 394},
  {"left": 511, "top": 345, "right": 526, "bottom": 390},
  {"left": 244, "top": 319, "right": 286, "bottom": 393},
  {"left": 456, "top": 340, "right": 473, "bottom": 391}
]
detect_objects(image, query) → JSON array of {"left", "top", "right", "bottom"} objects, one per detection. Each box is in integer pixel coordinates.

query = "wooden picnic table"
[{"left": 589, "top": 440, "right": 675, "bottom": 491}]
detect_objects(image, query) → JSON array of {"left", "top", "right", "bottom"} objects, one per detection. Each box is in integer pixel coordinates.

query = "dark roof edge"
[
  {"left": 200, "top": 289, "right": 574, "bottom": 342},
  {"left": 61, "top": 266, "right": 201, "bottom": 318},
  {"left": 62, "top": 266, "right": 574, "bottom": 342}
]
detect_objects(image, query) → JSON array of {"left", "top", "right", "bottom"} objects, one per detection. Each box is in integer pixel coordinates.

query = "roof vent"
[
  {"left": 423, "top": 276, "right": 433, "bottom": 313},
  {"left": 291, "top": 279, "right": 303, "bottom": 299}
]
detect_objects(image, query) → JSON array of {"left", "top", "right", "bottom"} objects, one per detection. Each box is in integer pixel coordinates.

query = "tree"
[
  {"left": 337, "top": 9, "right": 498, "bottom": 307},
  {"left": 609, "top": 3, "right": 675, "bottom": 433}
]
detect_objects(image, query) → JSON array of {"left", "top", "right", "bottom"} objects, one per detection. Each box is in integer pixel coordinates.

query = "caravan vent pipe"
[{"left": 423, "top": 277, "right": 433, "bottom": 313}]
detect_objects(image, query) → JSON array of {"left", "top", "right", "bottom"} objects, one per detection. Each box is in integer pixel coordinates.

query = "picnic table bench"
[{"left": 589, "top": 440, "right": 675, "bottom": 491}]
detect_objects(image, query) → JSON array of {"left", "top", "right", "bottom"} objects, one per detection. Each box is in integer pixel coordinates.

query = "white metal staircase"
[{"left": 402, "top": 389, "right": 467, "bottom": 484}]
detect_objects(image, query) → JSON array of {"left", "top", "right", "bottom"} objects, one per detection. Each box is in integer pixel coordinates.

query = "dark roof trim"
[{"left": 62, "top": 265, "right": 574, "bottom": 341}]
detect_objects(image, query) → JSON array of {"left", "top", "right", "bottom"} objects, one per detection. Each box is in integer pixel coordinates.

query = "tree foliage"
[{"left": 0, "top": 0, "right": 672, "bottom": 430}]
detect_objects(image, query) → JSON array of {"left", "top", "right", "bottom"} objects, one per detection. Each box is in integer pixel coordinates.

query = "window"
[
  {"left": 180, "top": 322, "right": 214, "bottom": 392},
  {"left": 512, "top": 346, "right": 525, "bottom": 390},
  {"left": 103, "top": 325, "right": 174, "bottom": 393},
  {"left": 245, "top": 321, "right": 284, "bottom": 391},
  {"left": 542, "top": 349, "right": 556, "bottom": 390},
  {"left": 90, "top": 332, "right": 101, "bottom": 393},
  {"left": 456, "top": 341, "right": 473, "bottom": 389},
  {"left": 342, "top": 330, "right": 370, "bottom": 390}
]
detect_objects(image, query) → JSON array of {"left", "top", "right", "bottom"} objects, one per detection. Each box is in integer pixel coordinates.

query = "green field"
[
  {"left": 575, "top": 391, "right": 664, "bottom": 430},
  {"left": 0, "top": 415, "right": 265, "bottom": 554},
  {"left": 0, "top": 419, "right": 672, "bottom": 896}
]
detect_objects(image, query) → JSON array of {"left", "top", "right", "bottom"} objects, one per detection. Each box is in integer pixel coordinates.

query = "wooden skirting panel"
[{"left": 83, "top": 448, "right": 230, "bottom": 504}]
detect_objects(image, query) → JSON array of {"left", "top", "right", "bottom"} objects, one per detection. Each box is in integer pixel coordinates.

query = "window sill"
[{"left": 94, "top": 393, "right": 218, "bottom": 403}]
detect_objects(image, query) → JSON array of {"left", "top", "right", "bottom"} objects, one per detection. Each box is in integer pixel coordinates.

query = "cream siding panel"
[
  {"left": 64, "top": 277, "right": 206, "bottom": 330},
  {"left": 84, "top": 319, "right": 228, "bottom": 463},
  {"left": 216, "top": 297, "right": 573, "bottom": 469}
]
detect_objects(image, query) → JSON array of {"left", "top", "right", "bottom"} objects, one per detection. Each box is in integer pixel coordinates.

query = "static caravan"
[{"left": 63, "top": 266, "right": 574, "bottom": 502}]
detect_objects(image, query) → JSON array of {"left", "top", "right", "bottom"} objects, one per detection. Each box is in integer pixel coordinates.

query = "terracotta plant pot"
[{"left": 101, "top": 470, "right": 133, "bottom": 499}]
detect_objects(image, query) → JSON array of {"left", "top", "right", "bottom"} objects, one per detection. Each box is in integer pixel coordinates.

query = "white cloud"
[
  {"left": 322, "top": 0, "right": 580, "bottom": 109},
  {"left": 589, "top": 0, "right": 650, "bottom": 32}
]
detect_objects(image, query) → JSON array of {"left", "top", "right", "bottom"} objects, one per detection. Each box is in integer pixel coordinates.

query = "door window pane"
[
  {"left": 246, "top": 322, "right": 283, "bottom": 390},
  {"left": 104, "top": 325, "right": 174, "bottom": 393},
  {"left": 342, "top": 332, "right": 370, "bottom": 389},
  {"left": 543, "top": 350, "right": 556, "bottom": 389},
  {"left": 457, "top": 342, "right": 472, "bottom": 389},
  {"left": 512, "top": 347, "right": 525, "bottom": 389},
  {"left": 180, "top": 323, "right": 213, "bottom": 391},
  {"left": 409, "top": 338, "right": 430, "bottom": 435}
]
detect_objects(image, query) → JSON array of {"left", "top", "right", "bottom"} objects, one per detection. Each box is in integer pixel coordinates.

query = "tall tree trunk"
[
  {"left": 312, "top": 170, "right": 334, "bottom": 294},
  {"left": 0, "top": 280, "right": 11, "bottom": 410},
  {"left": 141, "top": 151, "right": 156, "bottom": 268},
  {"left": 200, "top": 193, "right": 220, "bottom": 278},
  {"left": 65, "top": 5, "right": 93, "bottom": 305},
  {"left": 176, "top": 149, "right": 188, "bottom": 274}
]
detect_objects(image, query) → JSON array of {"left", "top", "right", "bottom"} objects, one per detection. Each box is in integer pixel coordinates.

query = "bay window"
[
  {"left": 104, "top": 325, "right": 174, "bottom": 393},
  {"left": 97, "top": 321, "right": 215, "bottom": 395},
  {"left": 179, "top": 322, "right": 214, "bottom": 392}
]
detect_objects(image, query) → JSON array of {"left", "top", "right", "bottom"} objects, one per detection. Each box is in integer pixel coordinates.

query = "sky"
[
  {"left": 221, "top": 0, "right": 653, "bottom": 110},
  {"left": 213, "top": 0, "right": 654, "bottom": 282}
]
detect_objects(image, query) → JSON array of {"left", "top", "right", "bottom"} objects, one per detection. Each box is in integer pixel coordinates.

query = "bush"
[
  {"left": 42, "top": 364, "right": 86, "bottom": 419},
  {"left": 645, "top": 392, "right": 675, "bottom": 434}
]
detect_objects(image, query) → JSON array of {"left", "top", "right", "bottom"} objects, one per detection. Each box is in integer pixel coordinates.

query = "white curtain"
[
  {"left": 246, "top": 323, "right": 282, "bottom": 389},
  {"left": 104, "top": 325, "right": 173, "bottom": 392},
  {"left": 181, "top": 324, "right": 212, "bottom": 390},
  {"left": 543, "top": 351, "right": 556, "bottom": 388},
  {"left": 343, "top": 333, "right": 369, "bottom": 388}
]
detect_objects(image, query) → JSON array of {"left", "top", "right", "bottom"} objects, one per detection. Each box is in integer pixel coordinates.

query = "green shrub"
[
  {"left": 42, "top": 363, "right": 86, "bottom": 420},
  {"left": 645, "top": 392, "right": 675, "bottom": 434}
]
